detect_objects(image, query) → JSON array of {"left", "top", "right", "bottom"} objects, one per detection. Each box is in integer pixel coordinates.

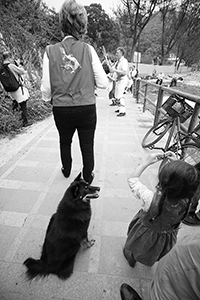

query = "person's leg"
[
  {"left": 109, "top": 82, "right": 117, "bottom": 106},
  {"left": 12, "top": 100, "right": 19, "bottom": 111},
  {"left": 53, "top": 107, "right": 76, "bottom": 177},
  {"left": 123, "top": 248, "right": 137, "bottom": 267},
  {"left": 120, "top": 284, "right": 142, "bottom": 300},
  {"left": 19, "top": 101, "right": 28, "bottom": 125},
  {"left": 77, "top": 105, "right": 97, "bottom": 183},
  {"left": 116, "top": 79, "right": 127, "bottom": 116},
  {"left": 118, "top": 97, "right": 126, "bottom": 114}
]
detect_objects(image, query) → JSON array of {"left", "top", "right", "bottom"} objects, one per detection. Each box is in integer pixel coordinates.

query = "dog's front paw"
[
  {"left": 81, "top": 238, "right": 95, "bottom": 249},
  {"left": 88, "top": 239, "right": 95, "bottom": 247}
]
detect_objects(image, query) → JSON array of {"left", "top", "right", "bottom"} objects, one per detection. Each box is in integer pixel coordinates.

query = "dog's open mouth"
[{"left": 82, "top": 191, "right": 100, "bottom": 202}]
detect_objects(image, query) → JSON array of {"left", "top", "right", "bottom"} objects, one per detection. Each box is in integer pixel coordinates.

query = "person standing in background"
[
  {"left": 109, "top": 47, "right": 129, "bottom": 117},
  {"left": 41, "top": 0, "right": 108, "bottom": 183},
  {"left": 2, "top": 51, "right": 30, "bottom": 127}
]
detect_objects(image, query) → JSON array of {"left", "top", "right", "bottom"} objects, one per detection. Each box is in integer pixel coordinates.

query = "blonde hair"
[{"left": 59, "top": 0, "right": 87, "bottom": 39}]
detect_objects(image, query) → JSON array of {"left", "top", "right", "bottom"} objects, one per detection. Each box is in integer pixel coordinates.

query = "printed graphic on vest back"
[{"left": 60, "top": 46, "right": 81, "bottom": 74}]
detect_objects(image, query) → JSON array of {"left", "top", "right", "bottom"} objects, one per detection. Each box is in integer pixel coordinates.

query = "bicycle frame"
[{"left": 151, "top": 115, "right": 200, "bottom": 155}]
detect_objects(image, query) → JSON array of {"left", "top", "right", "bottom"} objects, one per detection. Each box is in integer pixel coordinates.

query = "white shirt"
[
  {"left": 116, "top": 56, "right": 129, "bottom": 78},
  {"left": 128, "top": 177, "right": 154, "bottom": 211},
  {"left": 41, "top": 37, "right": 108, "bottom": 102}
]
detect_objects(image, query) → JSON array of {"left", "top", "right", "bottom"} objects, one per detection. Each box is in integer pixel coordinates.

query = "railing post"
[
  {"left": 154, "top": 87, "right": 164, "bottom": 126},
  {"left": 143, "top": 83, "right": 148, "bottom": 112},
  {"left": 135, "top": 79, "right": 140, "bottom": 103},
  {"left": 184, "top": 103, "right": 200, "bottom": 143}
]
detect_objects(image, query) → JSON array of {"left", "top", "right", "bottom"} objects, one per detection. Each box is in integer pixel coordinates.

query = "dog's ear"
[
  {"left": 74, "top": 172, "right": 82, "bottom": 182},
  {"left": 70, "top": 182, "right": 80, "bottom": 197}
]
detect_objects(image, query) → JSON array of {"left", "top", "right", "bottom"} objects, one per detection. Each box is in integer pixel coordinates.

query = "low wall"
[{"left": 134, "top": 63, "right": 191, "bottom": 76}]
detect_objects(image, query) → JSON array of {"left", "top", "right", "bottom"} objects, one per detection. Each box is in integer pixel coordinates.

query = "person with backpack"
[
  {"left": 123, "top": 152, "right": 200, "bottom": 268},
  {"left": 0, "top": 51, "right": 30, "bottom": 127},
  {"left": 41, "top": 0, "right": 108, "bottom": 183}
]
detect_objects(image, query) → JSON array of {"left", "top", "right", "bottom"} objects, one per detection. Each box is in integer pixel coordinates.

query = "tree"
[
  {"left": 114, "top": 0, "right": 159, "bottom": 61},
  {"left": 174, "top": 0, "right": 200, "bottom": 67},
  {"left": 158, "top": 0, "right": 177, "bottom": 64},
  {"left": 157, "top": 0, "right": 200, "bottom": 67},
  {"left": 85, "top": 3, "right": 120, "bottom": 57},
  {"left": 0, "top": 0, "right": 62, "bottom": 66},
  {"left": 139, "top": 12, "right": 162, "bottom": 63}
]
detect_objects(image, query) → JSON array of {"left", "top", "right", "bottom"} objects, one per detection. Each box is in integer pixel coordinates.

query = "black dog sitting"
[{"left": 24, "top": 173, "right": 100, "bottom": 280}]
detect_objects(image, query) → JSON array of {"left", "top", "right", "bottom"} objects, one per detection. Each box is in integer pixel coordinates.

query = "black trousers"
[
  {"left": 19, "top": 101, "right": 28, "bottom": 123},
  {"left": 53, "top": 105, "right": 97, "bottom": 182}
]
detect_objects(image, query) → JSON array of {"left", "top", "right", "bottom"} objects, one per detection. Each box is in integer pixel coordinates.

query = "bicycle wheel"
[
  {"left": 142, "top": 119, "right": 171, "bottom": 148},
  {"left": 159, "top": 143, "right": 200, "bottom": 170}
]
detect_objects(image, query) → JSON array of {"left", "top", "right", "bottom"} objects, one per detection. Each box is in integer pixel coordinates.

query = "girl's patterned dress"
[{"left": 124, "top": 177, "right": 190, "bottom": 266}]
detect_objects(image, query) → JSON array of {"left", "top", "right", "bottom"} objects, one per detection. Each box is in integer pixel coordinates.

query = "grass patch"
[{"left": 0, "top": 88, "right": 52, "bottom": 138}]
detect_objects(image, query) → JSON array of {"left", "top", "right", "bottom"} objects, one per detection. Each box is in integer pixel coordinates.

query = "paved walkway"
[{"left": 0, "top": 89, "right": 199, "bottom": 300}]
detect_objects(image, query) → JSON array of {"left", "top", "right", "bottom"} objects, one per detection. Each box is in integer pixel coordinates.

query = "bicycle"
[{"left": 141, "top": 94, "right": 200, "bottom": 167}]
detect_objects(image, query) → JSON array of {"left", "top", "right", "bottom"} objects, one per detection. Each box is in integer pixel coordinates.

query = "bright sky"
[{"left": 43, "top": 0, "right": 120, "bottom": 15}]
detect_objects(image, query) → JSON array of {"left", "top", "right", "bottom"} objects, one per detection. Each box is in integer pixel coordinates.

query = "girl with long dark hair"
[{"left": 123, "top": 152, "right": 200, "bottom": 267}]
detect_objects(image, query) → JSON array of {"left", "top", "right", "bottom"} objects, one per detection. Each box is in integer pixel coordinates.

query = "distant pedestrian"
[
  {"left": 102, "top": 58, "right": 116, "bottom": 105},
  {"left": 41, "top": 0, "right": 108, "bottom": 183},
  {"left": 156, "top": 72, "right": 164, "bottom": 85},
  {"left": 123, "top": 152, "right": 199, "bottom": 268},
  {"left": 1, "top": 51, "right": 30, "bottom": 126},
  {"left": 109, "top": 47, "right": 129, "bottom": 117}
]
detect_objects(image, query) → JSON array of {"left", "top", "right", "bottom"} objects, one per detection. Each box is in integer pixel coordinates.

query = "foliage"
[
  {"left": 114, "top": 0, "right": 160, "bottom": 61},
  {"left": 0, "top": 86, "right": 52, "bottom": 137},
  {"left": 85, "top": 4, "right": 120, "bottom": 57},
  {"left": 128, "top": 0, "right": 200, "bottom": 67},
  {"left": 0, "top": 0, "right": 59, "bottom": 137},
  {"left": 0, "top": 0, "right": 61, "bottom": 68},
  {"left": 174, "top": 0, "right": 200, "bottom": 67}
]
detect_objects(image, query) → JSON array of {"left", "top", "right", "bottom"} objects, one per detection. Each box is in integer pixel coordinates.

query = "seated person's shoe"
[
  {"left": 23, "top": 121, "right": 31, "bottom": 127},
  {"left": 115, "top": 109, "right": 119, "bottom": 113},
  {"left": 182, "top": 213, "right": 200, "bottom": 226},
  {"left": 123, "top": 248, "right": 136, "bottom": 267},
  {"left": 61, "top": 167, "right": 70, "bottom": 178},
  {"left": 117, "top": 112, "right": 126, "bottom": 117},
  {"left": 120, "top": 283, "right": 142, "bottom": 300}
]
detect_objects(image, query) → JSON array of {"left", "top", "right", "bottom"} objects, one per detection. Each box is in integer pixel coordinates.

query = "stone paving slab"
[{"left": 0, "top": 89, "right": 199, "bottom": 300}]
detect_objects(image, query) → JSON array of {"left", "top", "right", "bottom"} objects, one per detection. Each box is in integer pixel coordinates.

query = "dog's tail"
[
  {"left": 24, "top": 255, "right": 76, "bottom": 280},
  {"left": 24, "top": 257, "right": 49, "bottom": 280}
]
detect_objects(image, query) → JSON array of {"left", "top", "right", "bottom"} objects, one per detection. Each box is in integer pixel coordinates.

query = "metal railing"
[{"left": 133, "top": 78, "right": 200, "bottom": 134}]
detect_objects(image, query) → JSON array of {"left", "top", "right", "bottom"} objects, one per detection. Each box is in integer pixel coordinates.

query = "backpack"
[{"left": 0, "top": 63, "right": 21, "bottom": 92}]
